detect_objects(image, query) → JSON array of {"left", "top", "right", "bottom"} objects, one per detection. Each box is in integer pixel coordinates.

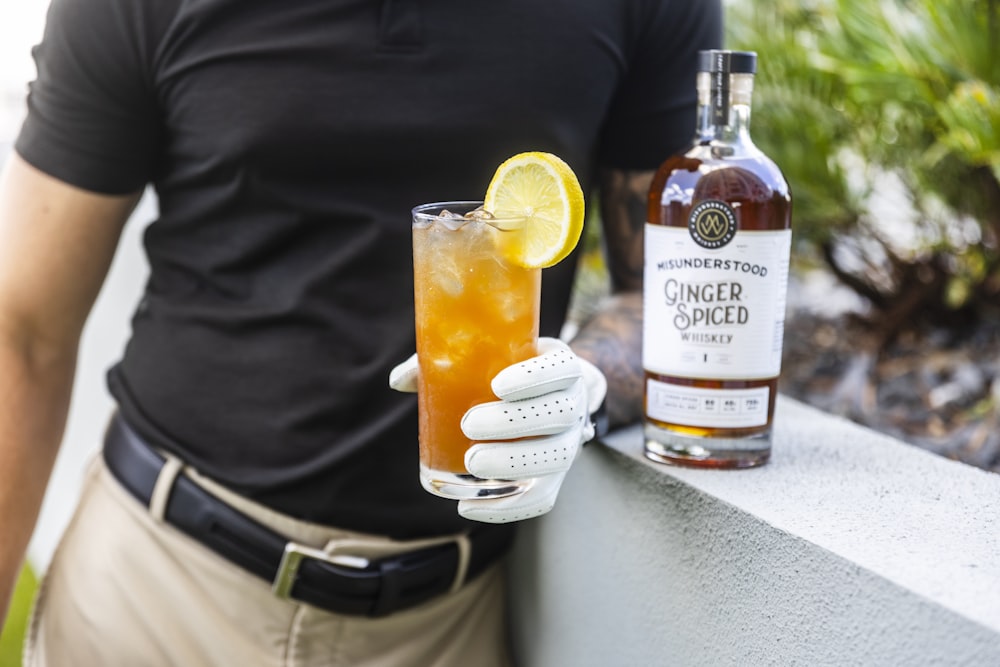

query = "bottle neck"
[{"left": 696, "top": 71, "right": 755, "bottom": 151}]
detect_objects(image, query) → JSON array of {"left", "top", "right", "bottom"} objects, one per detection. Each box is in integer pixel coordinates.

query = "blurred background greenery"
[
  {"left": 0, "top": 565, "right": 36, "bottom": 666},
  {"left": 571, "top": 0, "right": 1000, "bottom": 473},
  {"left": 725, "top": 0, "right": 1000, "bottom": 335},
  {"left": 580, "top": 0, "right": 1000, "bottom": 333},
  {"left": 579, "top": 0, "right": 1000, "bottom": 337}
]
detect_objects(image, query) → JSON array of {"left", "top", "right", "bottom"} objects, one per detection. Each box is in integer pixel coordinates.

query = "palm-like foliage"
[{"left": 726, "top": 0, "right": 1000, "bottom": 331}]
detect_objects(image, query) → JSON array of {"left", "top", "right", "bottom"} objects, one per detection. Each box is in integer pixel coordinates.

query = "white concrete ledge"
[{"left": 508, "top": 396, "right": 1000, "bottom": 666}]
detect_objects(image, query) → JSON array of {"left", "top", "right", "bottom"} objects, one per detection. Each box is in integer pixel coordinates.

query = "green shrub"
[{"left": 726, "top": 0, "right": 1000, "bottom": 333}]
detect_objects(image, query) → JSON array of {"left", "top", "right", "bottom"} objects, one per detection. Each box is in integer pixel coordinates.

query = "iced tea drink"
[{"left": 412, "top": 201, "right": 540, "bottom": 499}]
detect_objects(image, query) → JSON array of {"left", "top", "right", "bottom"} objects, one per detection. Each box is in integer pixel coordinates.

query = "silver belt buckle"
[{"left": 272, "top": 541, "right": 370, "bottom": 599}]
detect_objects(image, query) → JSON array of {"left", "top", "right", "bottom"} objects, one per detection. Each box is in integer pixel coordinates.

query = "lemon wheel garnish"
[{"left": 484, "top": 151, "right": 585, "bottom": 269}]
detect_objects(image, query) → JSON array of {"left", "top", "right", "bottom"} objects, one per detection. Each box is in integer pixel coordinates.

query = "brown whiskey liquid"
[{"left": 644, "top": 152, "right": 791, "bottom": 468}]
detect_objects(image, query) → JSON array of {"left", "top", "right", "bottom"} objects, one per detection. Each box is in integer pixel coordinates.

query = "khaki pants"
[{"left": 24, "top": 457, "right": 512, "bottom": 667}]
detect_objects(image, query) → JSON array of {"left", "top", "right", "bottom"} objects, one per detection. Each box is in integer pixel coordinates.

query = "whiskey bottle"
[{"left": 643, "top": 50, "right": 792, "bottom": 468}]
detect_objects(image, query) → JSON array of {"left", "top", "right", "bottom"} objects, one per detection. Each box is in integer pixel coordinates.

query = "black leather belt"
[{"left": 102, "top": 413, "right": 515, "bottom": 617}]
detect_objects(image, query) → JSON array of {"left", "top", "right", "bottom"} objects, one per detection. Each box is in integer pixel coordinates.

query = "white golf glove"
[{"left": 389, "top": 337, "right": 607, "bottom": 524}]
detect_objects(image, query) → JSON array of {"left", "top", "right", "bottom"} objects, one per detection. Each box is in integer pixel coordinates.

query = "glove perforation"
[
  {"left": 502, "top": 398, "right": 570, "bottom": 424},
  {"left": 506, "top": 445, "right": 571, "bottom": 470}
]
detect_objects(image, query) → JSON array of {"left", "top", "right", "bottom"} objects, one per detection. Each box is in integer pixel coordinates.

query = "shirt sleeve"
[
  {"left": 598, "top": 0, "right": 723, "bottom": 171},
  {"left": 14, "top": 0, "right": 163, "bottom": 195}
]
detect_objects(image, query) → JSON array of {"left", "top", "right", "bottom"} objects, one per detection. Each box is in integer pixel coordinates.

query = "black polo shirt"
[{"left": 17, "top": 0, "right": 721, "bottom": 537}]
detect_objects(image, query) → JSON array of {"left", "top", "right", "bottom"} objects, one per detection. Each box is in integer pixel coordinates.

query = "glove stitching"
[
  {"left": 495, "top": 387, "right": 584, "bottom": 412},
  {"left": 468, "top": 418, "right": 578, "bottom": 439},
  {"left": 495, "top": 374, "right": 580, "bottom": 399},
  {"left": 477, "top": 494, "right": 556, "bottom": 523}
]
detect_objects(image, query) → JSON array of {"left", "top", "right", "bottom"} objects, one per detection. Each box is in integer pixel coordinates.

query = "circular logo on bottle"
[{"left": 688, "top": 200, "right": 737, "bottom": 249}]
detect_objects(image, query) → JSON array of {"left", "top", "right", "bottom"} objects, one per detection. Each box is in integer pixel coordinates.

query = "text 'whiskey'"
[{"left": 643, "top": 50, "right": 792, "bottom": 468}]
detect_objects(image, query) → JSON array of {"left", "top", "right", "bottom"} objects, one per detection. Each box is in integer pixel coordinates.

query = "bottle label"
[
  {"left": 642, "top": 223, "right": 792, "bottom": 380},
  {"left": 646, "top": 380, "right": 770, "bottom": 428},
  {"left": 689, "top": 200, "right": 737, "bottom": 249}
]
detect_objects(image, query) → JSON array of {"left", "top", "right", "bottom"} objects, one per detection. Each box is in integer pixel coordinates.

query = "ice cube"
[
  {"left": 463, "top": 206, "right": 495, "bottom": 221},
  {"left": 436, "top": 209, "right": 468, "bottom": 231},
  {"left": 498, "top": 292, "right": 525, "bottom": 322},
  {"left": 440, "top": 329, "right": 476, "bottom": 367},
  {"left": 458, "top": 222, "right": 498, "bottom": 258},
  {"left": 486, "top": 264, "right": 514, "bottom": 294},
  {"left": 432, "top": 356, "right": 454, "bottom": 372},
  {"left": 434, "top": 265, "right": 464, "bottom": 297}
]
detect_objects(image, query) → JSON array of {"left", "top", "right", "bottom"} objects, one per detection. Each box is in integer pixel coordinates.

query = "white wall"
[{"left": 0, "top": 1, "right": 47, "bottom": 144}]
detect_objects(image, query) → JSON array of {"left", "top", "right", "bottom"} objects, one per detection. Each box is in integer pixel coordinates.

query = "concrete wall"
[{"left": 508, "top": 397, "right": 1000, "bottom": 666}]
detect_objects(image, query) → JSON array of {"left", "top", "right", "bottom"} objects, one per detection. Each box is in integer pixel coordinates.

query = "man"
[{"left": 0, "top": 0, "right": 721, "bottom": 664}]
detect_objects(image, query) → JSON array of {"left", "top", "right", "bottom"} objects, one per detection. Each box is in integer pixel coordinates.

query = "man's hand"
[{"left": 389, "top": 337, "right": 606, "bottom": 524}]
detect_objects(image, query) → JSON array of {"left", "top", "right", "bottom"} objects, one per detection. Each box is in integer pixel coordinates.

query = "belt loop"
[
  {"left": 149, "top": 456, "right": 184, "bottom": 523},
  {"left": 449, "top": 532, "right": 471, "bottom": 594},
  {"left": 371, "top": 558, "right": 403, "bottom": 617}
]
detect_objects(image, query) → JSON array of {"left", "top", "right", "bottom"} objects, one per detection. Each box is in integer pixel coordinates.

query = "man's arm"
[
  {"left": 0, "top": 153, "right": 139, "bottom": 627},
  {"left": 568, "top": 168, "right": 653, "bottom": 429}
]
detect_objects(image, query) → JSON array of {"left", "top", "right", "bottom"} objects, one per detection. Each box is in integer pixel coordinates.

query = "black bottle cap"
[{"left": 698, "top": 50, "right": 757, "bottom": 75}]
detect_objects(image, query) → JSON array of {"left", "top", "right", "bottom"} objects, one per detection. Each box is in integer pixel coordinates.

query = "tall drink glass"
[{"left": 412, "top": 201, "right": 540, "bottom": 499}]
